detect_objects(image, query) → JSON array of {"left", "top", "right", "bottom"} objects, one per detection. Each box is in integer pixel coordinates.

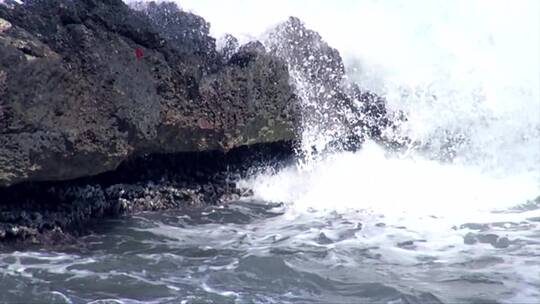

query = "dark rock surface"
[
  {"left": 0, "top": 141, "right": 294, "bottom": 246},
  {"left": 0, "top": 0, "right": 298, "bottom": 187}
]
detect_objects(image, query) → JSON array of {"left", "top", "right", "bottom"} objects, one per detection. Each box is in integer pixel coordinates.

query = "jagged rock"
[
  {"left": 266, "top": 17, "right": 404, "bottom": 152},
  {"left": 0, "top": 1, "right": 404, "bottom": 245},
  {"left": 267, "top": 17, "right": 345, "bottom": 90},
  {"left": 0, "top": 0, "right": 298, "bottom": 187}
]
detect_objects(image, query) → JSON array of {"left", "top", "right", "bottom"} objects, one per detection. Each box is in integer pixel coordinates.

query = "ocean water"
[{"left": 1, "top": 0, "right": 539, "bottom": 303}]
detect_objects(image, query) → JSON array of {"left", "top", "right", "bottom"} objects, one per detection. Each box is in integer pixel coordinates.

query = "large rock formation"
[
  {"left": 0, "top": 0, "right": 298, "bottom": 187},
  {"left": 0, "top": 1, "right": 404, "bottom": 245}
]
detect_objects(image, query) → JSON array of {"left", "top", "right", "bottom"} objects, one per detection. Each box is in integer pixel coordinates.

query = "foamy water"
[{"left": 242, "top": 142, "right": 539, "bottom": 216}]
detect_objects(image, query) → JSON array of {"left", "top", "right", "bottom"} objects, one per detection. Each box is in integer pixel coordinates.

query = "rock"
[
  {"left": 0, "top": 1, "right": 405, "bottom": 245},
  {"left": 265, "top": 17, "right": 405, "bottom": 152},
  {"left": 0, "top": 141, "right": 295, "bottom": 245},
  {"left": 0, "top": 0, "right": 299, "bottom": 187}
]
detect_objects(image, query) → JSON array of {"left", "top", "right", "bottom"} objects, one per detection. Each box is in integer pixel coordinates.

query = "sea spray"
[{"left": 175, "top": 0, "right": 540, "bottom": 202}]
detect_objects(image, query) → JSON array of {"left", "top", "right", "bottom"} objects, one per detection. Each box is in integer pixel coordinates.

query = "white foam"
[{"left": 241, "top": 142, "right": 539, "bottom": 219}]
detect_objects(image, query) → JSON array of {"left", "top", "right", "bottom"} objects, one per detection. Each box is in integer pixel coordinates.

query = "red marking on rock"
[{"left": 134, "top": 48, "right": 144, "bottom": 59}]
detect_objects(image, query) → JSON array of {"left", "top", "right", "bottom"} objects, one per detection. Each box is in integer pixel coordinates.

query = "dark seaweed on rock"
[{"left": 0, "top": 141, "right": 294, "bottom": 247}]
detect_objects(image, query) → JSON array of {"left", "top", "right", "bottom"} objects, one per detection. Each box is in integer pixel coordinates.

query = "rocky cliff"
[
  {"left": 0, "top": 0, "right": 298, "bottom": 187},
  {"left": 0, "top": 0, "right": 401, "bottom": 245}
]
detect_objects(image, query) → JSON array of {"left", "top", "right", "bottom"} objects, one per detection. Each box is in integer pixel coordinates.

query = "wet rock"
[
  {"left": 0, "top": 0, "right": 405, "bottom": 247},
  {"left": 0, "top": 0, "right": 299, "bottom": 187},
  {"left": 266, "top": 17, "right": 406, "bottom": 152},
  {"left": 0, "top": 141, "right": 294, "bottom": 245}
]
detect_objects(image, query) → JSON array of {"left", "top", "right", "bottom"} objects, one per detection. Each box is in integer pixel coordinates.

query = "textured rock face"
[
  {"left": 0, "top": 0, "right": 298, "bottom": 187},
  {"left": 266, "top": 17, "right": 404, "bottom": 151},
  {"left": 0, "top": 141, "right": 294, "bottom": 246}
]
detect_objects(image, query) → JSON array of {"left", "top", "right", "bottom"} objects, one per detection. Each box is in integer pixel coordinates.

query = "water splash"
[{"left": 173, "top": 0, "right": 540, "bottom": 197}]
